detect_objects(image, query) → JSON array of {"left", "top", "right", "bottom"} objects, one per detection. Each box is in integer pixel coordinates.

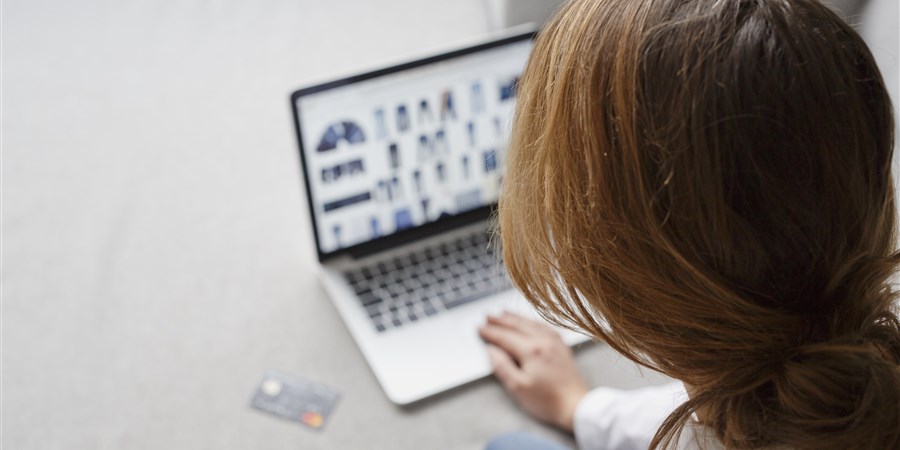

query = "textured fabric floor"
[
  {"left": 2, "top": 1, "right": 677, "bottom": 449},
  {"left": 5, "top": 1, "right": 895, "bottom": 448}
]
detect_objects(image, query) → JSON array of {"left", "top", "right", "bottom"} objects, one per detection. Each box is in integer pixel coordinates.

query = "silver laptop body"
[{"left": 290, "top": 31, "right": 587, "bottom": 405}]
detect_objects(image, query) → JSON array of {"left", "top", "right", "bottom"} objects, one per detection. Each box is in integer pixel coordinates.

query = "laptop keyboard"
[{"left": 342, "top": 230, "right": 511, "bottom": 333}]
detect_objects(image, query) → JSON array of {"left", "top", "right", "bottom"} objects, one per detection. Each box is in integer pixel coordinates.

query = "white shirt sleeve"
[{"left": 573, "top": 381, "right": 690, "bottom": 450}]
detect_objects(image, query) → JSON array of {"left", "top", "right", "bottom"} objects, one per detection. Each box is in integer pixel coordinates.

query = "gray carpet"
[
  {"left": 2, "top": 1, "right": 672, "bottom": 448},
  {"left": 4, "top": 0, "right": 895, "bottom": 449}
]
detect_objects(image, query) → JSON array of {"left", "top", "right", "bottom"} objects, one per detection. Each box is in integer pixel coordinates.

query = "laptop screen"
[{"left": 292, "top": 34, "right": 533, "bottom": 258}]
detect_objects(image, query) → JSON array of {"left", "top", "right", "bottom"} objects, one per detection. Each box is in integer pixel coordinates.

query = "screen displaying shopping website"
[{"left": 297, "top": 38, "right": 532, "bottom": 254}]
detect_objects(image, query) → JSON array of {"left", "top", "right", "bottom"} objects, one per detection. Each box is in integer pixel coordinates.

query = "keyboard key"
[
  {"left": 464, "top": 259, "right": 483, "bottom": 271},
  {"left": 419, "top": 273, "right": 437, "bottom": 285},
  {"left": 442, "top": 291, "right": 492, "bottom": 310},
  {"left": 358, "top": 292, "right": 382, "bottom": 307},
  {"left": 433, "top": 269, "right": 452, "bottom": 280},
  {"left": 365, "top": 304, "right": 383, "bottom": 318},
  {"left": 387, "top": 284, "right": 405, "bottom": 298}
]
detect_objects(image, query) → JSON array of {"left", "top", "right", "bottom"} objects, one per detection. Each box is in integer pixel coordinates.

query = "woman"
[{"left": 480, "top": 0, "right": 900, "bottom": 448}]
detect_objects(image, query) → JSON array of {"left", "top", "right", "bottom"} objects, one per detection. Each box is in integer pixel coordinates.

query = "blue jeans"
[{"left": 485, "top": 432, "right": 572, "bottom": 450}]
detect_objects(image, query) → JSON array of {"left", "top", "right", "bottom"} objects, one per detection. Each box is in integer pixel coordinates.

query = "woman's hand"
[{"left": 478, "top": 312, "right": 590, "bottom": 433}]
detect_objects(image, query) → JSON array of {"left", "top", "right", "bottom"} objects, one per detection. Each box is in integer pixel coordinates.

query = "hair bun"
[{"left": 768, "top": 338, "right": 900, "bottom": 448}]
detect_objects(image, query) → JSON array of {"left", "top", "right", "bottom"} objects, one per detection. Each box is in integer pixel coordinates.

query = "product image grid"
[
  {"left": 309, "top": 74, "right": 520, "bottom": 252},
  {"left": 298, "top": 40, "right": 534, "bottom": 253}
]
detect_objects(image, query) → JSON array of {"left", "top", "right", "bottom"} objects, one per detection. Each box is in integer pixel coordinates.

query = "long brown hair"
[{"left": 499, "top": 0, "right": 900, "bottom": 448}]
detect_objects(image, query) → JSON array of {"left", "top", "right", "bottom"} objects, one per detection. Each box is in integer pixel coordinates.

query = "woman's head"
[{"left": 499, "top": 0, "right": 899, "bottom": 448}]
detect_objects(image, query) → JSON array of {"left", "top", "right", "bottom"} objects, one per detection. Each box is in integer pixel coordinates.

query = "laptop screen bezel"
[{"left": 290, "top": 31, "right": 535, "bottom": 263}]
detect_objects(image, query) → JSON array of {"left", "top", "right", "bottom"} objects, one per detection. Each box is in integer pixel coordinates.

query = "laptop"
[{"left": 290, "top": 30, "right": 588, "bottom": 405}]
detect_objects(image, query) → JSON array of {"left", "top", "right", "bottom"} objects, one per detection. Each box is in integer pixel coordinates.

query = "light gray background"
[
  {"left": 2, "top": 1, "right": 896, "bottom": 449},
  {"left": 2, "top": 1, "right": 672, "bottom": 449}
]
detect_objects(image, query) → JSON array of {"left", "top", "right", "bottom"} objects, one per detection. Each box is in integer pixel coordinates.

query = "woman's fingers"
[
  {"left": 487, "top": 311, "right": 558, "bottom": 337},
  {"left": 481, "top": 314, "right": 590, "bottom": 433},
  {"left": 486, "top": 345, "right": 528, "bottom": 391},
  {"left": 479, "top": 322, "right": 530, "bottom": 360}
]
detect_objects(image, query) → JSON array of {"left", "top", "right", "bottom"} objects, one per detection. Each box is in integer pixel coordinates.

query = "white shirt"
[{"left": 573, "top": 382, "right": 723, "bottom": 450}]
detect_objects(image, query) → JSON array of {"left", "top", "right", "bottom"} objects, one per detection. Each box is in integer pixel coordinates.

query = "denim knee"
[{"left": 485, "top": 431, "right": 572, "bottom": 450}]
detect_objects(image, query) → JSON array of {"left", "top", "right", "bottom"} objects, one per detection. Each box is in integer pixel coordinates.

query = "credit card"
[{"left": 249, "top": 370, "right": 340, "bottom": 430}]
